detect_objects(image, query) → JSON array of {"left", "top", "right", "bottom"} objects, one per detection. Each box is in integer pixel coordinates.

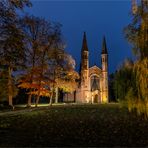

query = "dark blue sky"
[{"left": 25, "top": 0, "right": 133, "bottom": 73}]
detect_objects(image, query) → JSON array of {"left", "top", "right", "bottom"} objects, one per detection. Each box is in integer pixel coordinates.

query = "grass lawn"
[{"left": 0, "top": 103, "right": 148, "bottom": 147}]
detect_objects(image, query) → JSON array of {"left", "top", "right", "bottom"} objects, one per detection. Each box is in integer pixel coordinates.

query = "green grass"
[{"left": 0, "top": 103, "right": 148, "bottom": 147}]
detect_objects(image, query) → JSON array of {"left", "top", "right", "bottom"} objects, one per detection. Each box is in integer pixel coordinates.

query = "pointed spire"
[
  {"left": 102, "top": 36, "right": 108, "bottom": 54},
  {"left": 81, "top": 32, "right": 88, "bottom": 51}
]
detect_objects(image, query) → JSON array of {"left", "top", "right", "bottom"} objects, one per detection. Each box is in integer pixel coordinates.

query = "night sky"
[{"left": 25, "top": 0, "right": 134, "bottom": 73}]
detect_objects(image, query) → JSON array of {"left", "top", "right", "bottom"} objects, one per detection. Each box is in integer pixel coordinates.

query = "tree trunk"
[
  {"left": 49, "top": 91, "right": 53, "bottom": 107},
  {"left": 8, "top": 67, "right": 13, "bottom": 108},
  {"left": 8, "top": 95, "right": 13, "bottom": 106},
  {"left": 27, "top": 94, "right": 32, "bottom": 107},
  {"left": 35, "top": 95, "right": 40, "bottom": 107},
  {"left": 35, "top": 46, "right": 46, "bottom": 107},
  {"left": 55, "top": 87, "right": 58, "bottom": 103},
  {"left": 35, "top": 80, "right": 41, "bottom": 107}
]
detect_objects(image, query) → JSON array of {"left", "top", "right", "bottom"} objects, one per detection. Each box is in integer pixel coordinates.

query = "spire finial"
[
  {"left": 81, "top": 32, "right": 88, "bottom": 51},
  {"left": 102, "top": 36, "right": 108, "bottom": 54}
]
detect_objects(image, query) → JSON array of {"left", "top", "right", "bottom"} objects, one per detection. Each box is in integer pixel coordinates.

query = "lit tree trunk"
[
  {"left": 35, "top": 94, "right": 40, "bottom": 107},
  {"left": 27, "top": 72, "right": 33, "bottom": 107},
  {"left": 27, "top": 94, "right": 32, "bottom": 107},
  {"left": 49, "top": 91, "right": 53, "bottom": 106},
  {"left": 35, "top": 47, "right": 47, "bottom": 107},
  {"left": 28, "top": 53, "right": 36, "bottom": 107},
  {"left": 8, "top": 66, "right": 13, "bottom": 107},
  {"left": 49, "top": 85, "right": 55, "bottom": 107},
  {"left": 55, "top": 87, "right": 58, "bottom": 103},
  {"left": 49, "top": 68, "right": 56, "bottom": 107},
  {"left": 35, "top": 82, "right": 41, "bottom": 107}
]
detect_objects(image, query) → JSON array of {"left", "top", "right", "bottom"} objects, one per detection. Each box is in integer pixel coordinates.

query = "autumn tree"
[
  {"left": 124, "top": 0, "right": 148, "bottom": 117},
  {"left": 56, "top": 56, "right": 79, "bottom": 93},
  {"left": 18, "top": 15, "right": 66, "bottom": 107},
  {"left": 48, "top": 50, "right": 79, "bottom": 106},
  {"left": 124, "top": 0, "right": 148, "bottom": 59},
  {"left": 35, "top": 23, "right": 65, "bottom": 107},
  {"left": 0, "top": 67, "right": 18, "bottom": 103},
  {"left": 0, "top": 0, "right": 31, "bottom": 108},
  {"left": 19, "top": 15, "right": 51, "bottom": 107}
]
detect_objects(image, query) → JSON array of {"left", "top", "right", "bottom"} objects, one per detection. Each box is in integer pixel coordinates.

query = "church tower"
[
  {"left": 101, "top": 36, "right": 109, "bottom": 103},
  {"left": 80, "top": 32, "right": 89, "bottom": 102},
  {"left": 74, "top": 33, "right": 110, "bottom": 104},
  {"left": 80, "top": 32, "right": 89, "bottom": 86}
]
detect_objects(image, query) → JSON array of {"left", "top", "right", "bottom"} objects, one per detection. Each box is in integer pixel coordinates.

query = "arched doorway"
[{"left": 94, "top": 94, "right": 98, "bottom": 103}]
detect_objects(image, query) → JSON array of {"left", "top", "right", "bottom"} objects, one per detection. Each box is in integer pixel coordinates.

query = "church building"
[{"left": 64, "top": 32, "right": 109, "bottom": 103}]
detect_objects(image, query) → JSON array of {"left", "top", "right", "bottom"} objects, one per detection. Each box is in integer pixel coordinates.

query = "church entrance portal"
[{"left": 94, "top": 94, "right": 98, "bottom": 103}]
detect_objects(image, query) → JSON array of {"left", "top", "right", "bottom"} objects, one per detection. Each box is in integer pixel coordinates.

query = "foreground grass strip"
[{"left": 0, "top": 104, "right": 148, "bottom": 147}]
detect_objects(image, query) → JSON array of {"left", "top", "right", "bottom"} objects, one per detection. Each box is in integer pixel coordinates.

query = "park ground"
[{"left": 0, "top": 103, "right": 148, "bottom": 147}]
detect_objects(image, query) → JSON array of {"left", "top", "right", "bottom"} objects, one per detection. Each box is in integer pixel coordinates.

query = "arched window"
[{"left": 90, "top": 76, "right": 100, "bottom": 91}]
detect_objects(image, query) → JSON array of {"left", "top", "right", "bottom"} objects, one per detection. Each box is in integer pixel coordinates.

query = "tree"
[
  {"left": 124, "top": 0, "right": 148, "bottom": 117},
  {"left": 19, "top": 15, "right": 69, "bottom": 107},
  {"left": 126, "top": 58, "right": 148, "bottom": 117},
  {"left": 0, "top": 0, "right": 31, "bottom": 107},
  {"left": 34, "top": 27, "right": 62, "bottom": 107},
  {"left": 18, "top": 66, "right": 52, "bottom": 101},
  {"left": 47, "top": 48, "right": 79, "bottom": 106},
  {"left": 54, "top": 54, "right": 79, "bottom": 104},
  {"left": 20, "top": 15, "right": 54, "bottom": 107},
  {"left": 18, "top": 41, "right": 78, "bottom": 107},
  {"left": 124, "top": 0, "right": 148, "bottom": 59},
  {"left": 113, "top": 59, "right": 134, "bottom": 102},
  {"left": 0, "top": 67, "right": 18, "bottom": 103},
  {"left": 108, "top": 73, "right": 116, "bottom": 102}
]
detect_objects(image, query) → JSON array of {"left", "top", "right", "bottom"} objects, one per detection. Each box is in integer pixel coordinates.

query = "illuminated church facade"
[{"left": 64, "top": 32, "right": 109, "bottom": 103}]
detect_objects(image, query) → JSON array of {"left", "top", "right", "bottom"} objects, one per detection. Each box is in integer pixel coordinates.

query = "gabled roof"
[
  {"left": 89, "top": 65, "right": 102, "bottom": 77},
  {"left": 89, "top": 65, "right": 102, "bottom": 71}
]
